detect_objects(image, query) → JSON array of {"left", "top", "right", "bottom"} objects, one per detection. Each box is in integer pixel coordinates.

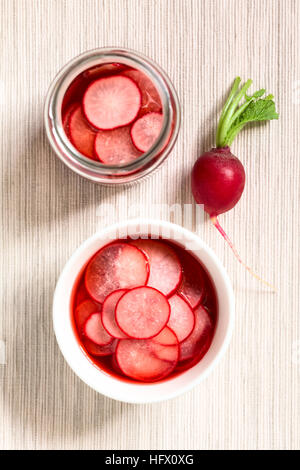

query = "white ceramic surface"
[{"left": 53, "top": 219, "right": 234, "bottom": 403}]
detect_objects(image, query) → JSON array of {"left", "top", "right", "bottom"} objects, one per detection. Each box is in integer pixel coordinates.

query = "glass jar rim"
[{"left": 44, "top": 47, "right": 181, "bottom": 181}]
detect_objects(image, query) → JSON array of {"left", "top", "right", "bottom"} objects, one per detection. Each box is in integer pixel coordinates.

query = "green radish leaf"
[
  {"left": 232, "top": 98, "right": 279, "bottom": 126},
  {"left": 245, "top": 89, "right": 265, "bottom": 100}
]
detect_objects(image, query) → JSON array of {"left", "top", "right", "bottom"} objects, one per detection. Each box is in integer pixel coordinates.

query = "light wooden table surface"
[{"left": 1, "top": 0, "right": 299, "bottom": 450}]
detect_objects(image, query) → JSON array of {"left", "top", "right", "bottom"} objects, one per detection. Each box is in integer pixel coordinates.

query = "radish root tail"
[{"left": 210, "top": 216, "right": 276, "bottom": 292}]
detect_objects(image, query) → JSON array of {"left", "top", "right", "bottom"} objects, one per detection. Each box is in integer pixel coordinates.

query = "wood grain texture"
[{"left": 0, "top": 0, "right": 299, "bottom": 450}]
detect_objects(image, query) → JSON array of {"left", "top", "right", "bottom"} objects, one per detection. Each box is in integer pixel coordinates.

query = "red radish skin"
[
  {"left": 131, "top": 112, "right": 163, "bottom": 152},
  {"left": 115, "top": 286, "right": 170, "bottom": 339},
  {"left": 84, "top": 312, "right": 113, "bottom": 346},
  {"left": 101, "top": 289, "right": 129, "bottom": 339},
  {"left": 68, "top": 105, "right": 98, "bottom": 160},
  {"left": 85, "top": 242, "right": 149, "bottom": 303},
  {"left": 192, "top": 147, "right": 245, "bottom": 216},
  {"left": 83, "top": 76, "right": 141, "bottom": 130},
  {"left": 191, "top": 77, "right": 278, "bottom": 289},
  {"left": 94, "top": 126, "right": 142, "bottom": 165}
]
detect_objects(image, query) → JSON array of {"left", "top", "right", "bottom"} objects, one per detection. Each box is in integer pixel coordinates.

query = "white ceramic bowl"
[{"left": 53, "top": 219, "right": 234, "bottom": 403}]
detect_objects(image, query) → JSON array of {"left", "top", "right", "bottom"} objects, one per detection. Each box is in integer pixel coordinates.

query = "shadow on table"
[{"left": 2, "top": 123, "right": 126, "bottom": 234}]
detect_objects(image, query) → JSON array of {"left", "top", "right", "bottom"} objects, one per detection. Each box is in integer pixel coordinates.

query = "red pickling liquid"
[{"left": 71, "top": 238, "right": 218, "bottom": 384}]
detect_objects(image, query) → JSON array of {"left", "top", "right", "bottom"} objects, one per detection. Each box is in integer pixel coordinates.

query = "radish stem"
[
  {"left": 216, "top": 77, "right": 241, "bottom": 145},
  {"left": 217, "top": 79, "right": 253, "bottom": 147}
]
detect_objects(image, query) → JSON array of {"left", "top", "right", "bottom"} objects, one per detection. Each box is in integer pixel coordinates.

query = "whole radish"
[{"left": 192, "top": 77, "right": 278, "bottom": 288}]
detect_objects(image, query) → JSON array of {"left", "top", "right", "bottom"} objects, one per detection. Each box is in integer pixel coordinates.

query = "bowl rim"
[{"left": 53, "top": 219, "right": 234, "bottom": 403}]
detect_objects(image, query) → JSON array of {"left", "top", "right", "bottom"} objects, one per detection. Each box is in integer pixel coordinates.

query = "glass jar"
[{"left": 44, "top": 48, "right": 181, "bottom": 184}]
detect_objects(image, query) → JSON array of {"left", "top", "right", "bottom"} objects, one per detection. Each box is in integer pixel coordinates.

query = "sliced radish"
[
  {"left": 74, "top": 299, "right": 101, "bottom": 331},
  {"left": 83, "top": 76, "right": 141, "bottom": 130},
  {"left": 69, "top": 105, "right": 98, "bottom": 160},
  {"left": 131, "top": 112, "right": 163, "bottom": 152},
  {"left": 131, "top": 239, "right": 182, "bottom": 297},
  {"left": 85, "top": 243, "right": 149, "bottom": 303},
  {"left": 116, "top": 333, "right": 178, "bottom": 382},
  {"left": 177, "top": 250, "right": 205, "bottom": 308},
  {"left": 75, "top": 282, "right": 90, "bottom": 305},
  {"left": 151, "top": 327, "right": 179, "bottom": 362},
  {"left": 179, "top": 305, "right": 214, "bottom": 362},
  {"left": 115, "top": 286, "right": 170, "bottom": 339},
  {"left": 62, "top": 102, "right": 78, "bottom": 138},
  {"left": 101, "top": 289, "right": 128, "bottom": 339},
  {"left": 122, "top": 69, "right": 162, "bottom": 114},
  {"left": 83, "top": 337, "right": 117, "bottom": 357},
  {"left": 94, "top": 126, "right": 142, "bottom": 165},
  {"left": 84, "top": 312, "right": 113, "bottom": 346},
  {"left": 83, "top": 63, "right": 128, "bottom": 79},
  {"left": 167, "top": 294, "right": 195, "bottom": 342}
]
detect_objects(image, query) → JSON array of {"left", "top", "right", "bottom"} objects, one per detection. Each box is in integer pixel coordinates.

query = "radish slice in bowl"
[
  {"left": 101, "top": 289, "right": 129, "bottom": 339},
  {"left": 167, "top": 294, "right": 195, "bottom": 342},
  {"left": 130, "top": 239, "right": 182, "bottom": 297},
  {"left": 116, "top": 329, "right": 179, "bottom": 382},
  {"left": 177, "top": 249, "right": 205, "bottom": 309},
  {"left": 83, "top": 312, "right": 113, "bottom": 346},
  {"left": 151, "top": 327, "right": 179, "bottom": 362},
  {"left": 83, "top": 337, "right": 117, "bottom": 357},
  {"left": 115, "top": 286, "right": 170, "bottom": 339},
  {"left": 85, "top": 242, "right": 149, "bottom": 303},
  {"left": 179, "top": 305, "right": 214, "bottom": 362},
  {"left": 74, "top": 299, "right": 101, "bottom": 332}
]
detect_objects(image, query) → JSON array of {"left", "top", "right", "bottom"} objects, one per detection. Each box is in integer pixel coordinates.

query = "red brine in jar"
[
  {"left": 62, "top": 63, "right": 163, "bottom": 165},
  {"left": 71, "top": 238, "right": 218, "bottom": 384}
]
